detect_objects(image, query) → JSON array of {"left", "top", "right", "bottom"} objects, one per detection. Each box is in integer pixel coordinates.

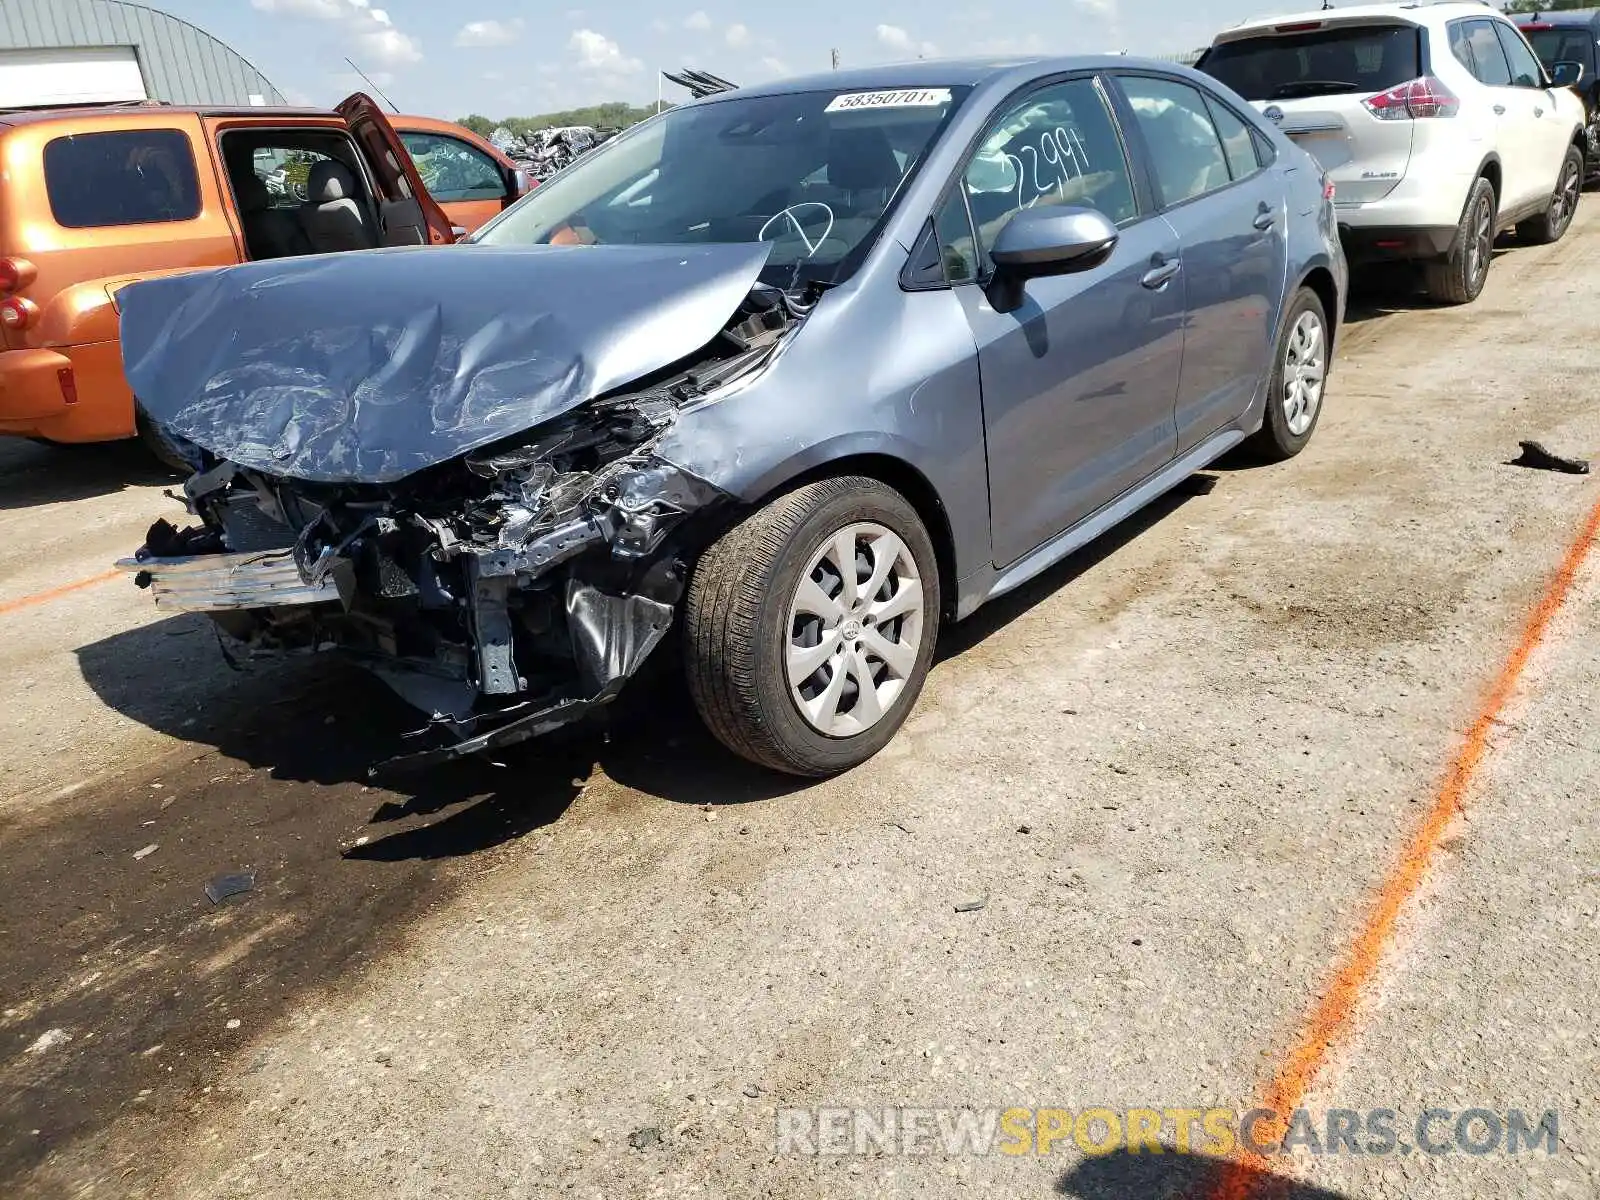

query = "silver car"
[{"left": 120, "top": 57, "right": 1347, "bottom": 776}]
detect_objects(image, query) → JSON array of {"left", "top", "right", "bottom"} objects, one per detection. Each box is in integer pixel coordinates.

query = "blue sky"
[{"left": 158, "top": 0, "right": 1281, "bottom": 118}]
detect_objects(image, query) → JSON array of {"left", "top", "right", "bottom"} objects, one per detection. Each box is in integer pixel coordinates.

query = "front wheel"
[
  {"left": 684, "top": 476, "right": 941, "bottom": 776},
  {"left": 1517, "top": 144, "right": 1584, "bottom": 245},
  {"left": 1246, "top": 287, "right": 1329, "bottom": 463}
]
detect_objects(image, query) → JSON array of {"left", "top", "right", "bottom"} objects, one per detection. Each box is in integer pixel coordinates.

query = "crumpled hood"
[{"left": 120, "top": 241, "right": 772, "bottom": 483}]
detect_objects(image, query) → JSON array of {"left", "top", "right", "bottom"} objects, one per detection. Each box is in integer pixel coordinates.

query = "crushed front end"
[{"left": 120, "top": 297, "right": 794, "bottom": 771}]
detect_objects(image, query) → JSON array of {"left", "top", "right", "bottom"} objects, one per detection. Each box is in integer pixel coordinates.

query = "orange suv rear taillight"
[
  {"left": 0, "top": 296, "right": 40, "bottom": 329},
  {"left": 0, "top": 256, "right": 37, "bottom": 295}
]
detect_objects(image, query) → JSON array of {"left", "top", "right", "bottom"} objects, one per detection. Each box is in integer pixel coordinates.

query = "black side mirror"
[
  {"left": 985, "top": 206, "right": 1119, "bottom": 313},
  {"left": 1551, "top": 60, "right": 1586, "bottom": 88}
]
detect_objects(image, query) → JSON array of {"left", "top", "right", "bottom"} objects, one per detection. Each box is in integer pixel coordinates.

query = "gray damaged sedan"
[{"left": 119, "top": 57, "right": 1347, "bottom": 776}]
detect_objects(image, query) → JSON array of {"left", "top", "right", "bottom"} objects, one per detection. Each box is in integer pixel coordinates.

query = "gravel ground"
[{"left": 2, "top": 212, "right": 1598, "bottom": 1200}]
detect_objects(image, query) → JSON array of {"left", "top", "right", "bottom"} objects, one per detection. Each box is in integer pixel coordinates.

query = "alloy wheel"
[
  {"left": 1465, "top": 194, "right": 1493, "bottom": 291},
  {"left": 1282, "top": 309, "right": 1326, "bottom": 438},
  {"left": 786, "top": 522, "right": 925, "bottom": 738},
  {"left": 1551, "top": 157, "right": 1582, "bottom": 236}
]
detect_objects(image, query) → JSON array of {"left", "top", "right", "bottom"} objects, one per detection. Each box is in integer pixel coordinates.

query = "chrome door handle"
[
  {"left": 1141, "top": 258, "right": 1181, "bottom": 289},
  {"left": 1493, "top": 104, "right": 1507, "bottom": 115},
  {"left": 1253, "top": 209, "right": 1276, "bottom": 231}
]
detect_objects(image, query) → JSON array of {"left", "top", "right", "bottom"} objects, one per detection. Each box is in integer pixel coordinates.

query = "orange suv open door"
[{"left": 336, "top": 92, "right": 455, "bottom": 246}]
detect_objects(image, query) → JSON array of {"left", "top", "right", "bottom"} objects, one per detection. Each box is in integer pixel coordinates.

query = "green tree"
[{"left": 455, "top": 114, "right": 496, "bottom": 138}]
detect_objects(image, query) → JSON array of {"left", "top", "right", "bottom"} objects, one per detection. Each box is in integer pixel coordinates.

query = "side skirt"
[{"left": 955, "top": 426, "right": 1248, "bottom": 619}]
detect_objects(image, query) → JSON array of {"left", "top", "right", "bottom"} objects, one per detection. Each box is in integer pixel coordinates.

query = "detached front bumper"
[{"left": 117, "top": 548, "right": 339, "bottom": 611}]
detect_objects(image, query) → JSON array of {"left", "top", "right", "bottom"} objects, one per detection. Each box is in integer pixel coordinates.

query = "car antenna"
[{"left": 343, "top": 56, "right": 399, "bottom": 114}]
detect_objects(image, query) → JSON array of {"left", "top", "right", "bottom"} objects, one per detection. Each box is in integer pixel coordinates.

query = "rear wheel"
[
  {"left": 1423, "top": 176, "right": 1495, "bottom": 305},
  {"left": 1517, "top": 144, "right": 1583, "bottom": 245},
  {"left": 684, "top": 476, "right": 941, "bottom": 776},
  {"left": 1247, "top": 287, "right": 1328, "bottom": 463}
]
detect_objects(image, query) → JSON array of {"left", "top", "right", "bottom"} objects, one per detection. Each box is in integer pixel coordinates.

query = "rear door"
[
  {"left": 335, "top": 93, "right": 455, "bottom": 246},
  {"left": 1199, "top": 19, "right": 1421, "bottom": 206},
  {"left": 1447, "top": 18, "right": 1537, "bottom": 210},
  {"left": 1114, "top": 73, "right": 1285, "bottom": 457}
]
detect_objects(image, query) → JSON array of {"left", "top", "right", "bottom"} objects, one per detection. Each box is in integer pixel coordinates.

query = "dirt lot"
[{"left": 2, "top": 215, "right": 1598, "bottom": 1200}]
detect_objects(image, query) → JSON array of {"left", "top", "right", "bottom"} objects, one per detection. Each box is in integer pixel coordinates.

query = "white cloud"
[
  {"left": 760, "top": 56, "right": 791, "bottom": 76},
  {"left": 685, "top": 10, "right": 712, "bottom": 32},
  {"left": 570, "top": 29, "right": 642, "bottom": 73},
  {"left": 725, "top": 22, "right": 751, "bottom": 48},
  {"left": 455, "top": 18, "right": 524, "bottom": 48},
  {"left": 358, "top": 25, "right": 421, "bottom": 65},
  {"left": 875, "top": 23, "right": 937, "bottom": 58},
  {"left": 253, "top": 0, "right": 422, "bottom": 66},
  {"left": 1074, "top": 0, "right": 1118, "bottom": 15}
]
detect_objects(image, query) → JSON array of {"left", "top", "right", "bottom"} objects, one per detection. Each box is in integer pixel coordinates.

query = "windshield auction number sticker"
[{"left": 825, "top": 88, "right": 953, "bottom": 113}]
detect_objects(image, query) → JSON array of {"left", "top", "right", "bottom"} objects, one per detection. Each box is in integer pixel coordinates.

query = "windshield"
[
  {"left": 473, "top": 86, "right": 971, "bottom": 288},
  {"left": 1200, "top": 24, "right": 1421, "bottom": 102},
  {"left": 1523, "top": 26, "right": 1595, "bottom": 71}
]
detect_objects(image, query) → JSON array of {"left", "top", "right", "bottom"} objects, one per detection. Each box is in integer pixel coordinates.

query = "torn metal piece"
[
  {"left": 565, "top": 580, "right": 674, "bottom": 695},
  {"left": 1510, "top": 440, "right": 1590, "bottom": 475},
  {"left": 204, "top": 873, "right": 256, "bottom": 904}
]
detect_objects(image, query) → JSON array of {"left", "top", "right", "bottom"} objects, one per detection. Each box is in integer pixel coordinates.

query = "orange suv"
[{"left": 0, "top": 95, "right": 524, "bottom": 452}]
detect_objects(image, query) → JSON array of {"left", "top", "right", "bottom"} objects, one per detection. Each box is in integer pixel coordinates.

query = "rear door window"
[
  {"left": 43, "top": 129, "right": 201, "bottom": 228},
  {"left": 1451, "top": 20, "right": 1514, "bottom": 87},
  {"left": 1118, "top": 76, "right": 1233, "bottom": 207},
  {"left": 1200, "top": 24, "right": 1421, "bottom": 102},
  {"left": 1203, "top": 94, "right": 1262, "bottom": 181}
]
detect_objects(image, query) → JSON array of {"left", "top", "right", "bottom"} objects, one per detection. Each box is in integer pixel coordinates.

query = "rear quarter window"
[
  {"left": 43, "top": 129, "right": 201, "bottom": 229},
  {"left": 1200, "top": 24, "right": 1422, "bottom": 102}
]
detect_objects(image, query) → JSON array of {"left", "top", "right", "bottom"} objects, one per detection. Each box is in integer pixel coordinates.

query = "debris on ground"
[
  {"left": 132, "top": 843, "right": 158, "bottom": 860},
  {"left": 1509, "top": 440, "right": 1590, "bottom": 474},
  {"left": 742, "top": 1083, "right": 764, "bottom": 1098},
  {"left": 25, "top": 1028, "right": 71, "bottom": 1054},
  {"left": 1017, "top": 824, "right": 1033, "bottom": 835},
  {"left": 204, "top": 872, "right": 256, "bottom": 904},
  {"left": 954, "top": 897, "right": 989, "bottom": 914},
  {"left": 628, "top": 1126, "right": 663, "bottom": 1151}
]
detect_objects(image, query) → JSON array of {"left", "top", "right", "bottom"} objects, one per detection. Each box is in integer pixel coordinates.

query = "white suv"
[{"left": 1199, "top": 1, "right": 1586, "bottom": 303}]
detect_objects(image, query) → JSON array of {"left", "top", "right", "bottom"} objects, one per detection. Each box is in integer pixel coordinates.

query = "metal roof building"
[{"left": 0, "top": 0, "right": 284, "bottom": 110}]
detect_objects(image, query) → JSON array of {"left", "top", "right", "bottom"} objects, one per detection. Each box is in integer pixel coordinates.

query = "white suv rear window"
[{"left": 1201, "top": 24, "right": 1422, "bottom": 102}]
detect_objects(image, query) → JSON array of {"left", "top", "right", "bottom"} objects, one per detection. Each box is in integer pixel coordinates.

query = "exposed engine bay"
[{"left": 120, "top": 286, "right": 799, "bottom": 772}]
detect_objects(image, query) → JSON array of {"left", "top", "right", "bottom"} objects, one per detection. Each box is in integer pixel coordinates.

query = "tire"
[
  {"left": 1517, "top": 144, "right": 1583, "bottom": 245},
  {"left": 1246, "top": 287, "right": 1329, "bottom": 463},
  {"left": 135, "top": 407, "right": 193, "bottom": 475},
  {"left": 1423, "top": 176, "right": 1496, "bottom": 305},
  {"left": 684, "top": 476, "right": 941, "bottom": 776}
]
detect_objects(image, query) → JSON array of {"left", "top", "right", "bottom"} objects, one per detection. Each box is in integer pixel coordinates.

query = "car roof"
[
  {"left": 1513, "top": 8, "right": 1600, "bottom": 27},
  {"left": 689, "top": 54, "right": 1207, "bottom": 104},
  {"left": 0, "top": 103, "right": 337, "bottom": 128},
  {"left": 1215, "top": 1, "right": 1500, "bottom": 42}
]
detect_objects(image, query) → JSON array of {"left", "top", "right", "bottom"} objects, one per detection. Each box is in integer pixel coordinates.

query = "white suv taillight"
[{"left": 1363, "top": 75, "right": 1460, "bottom": 120}]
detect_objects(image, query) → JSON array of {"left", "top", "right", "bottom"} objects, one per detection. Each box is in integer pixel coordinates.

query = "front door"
[
  {"left": 1115, "top": 74, "right": 1286, "bottom": 455},
  {"left": 336, "top": 93, "right": 456, "bottom": 246},
  {"left": 953, "top": 75, "right": 1184, "bottom": 568},
  {"left": 1493, "top": 20, "right": 1575, "bottom": 197}
]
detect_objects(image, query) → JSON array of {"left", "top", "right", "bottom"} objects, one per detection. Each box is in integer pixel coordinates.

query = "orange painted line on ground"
[
  {"left": 0, "top": 568, "right": 122, "bottom": 617},
  {"left": 1209, "top": 488, "right": 1600, "bottom": 1200}
]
